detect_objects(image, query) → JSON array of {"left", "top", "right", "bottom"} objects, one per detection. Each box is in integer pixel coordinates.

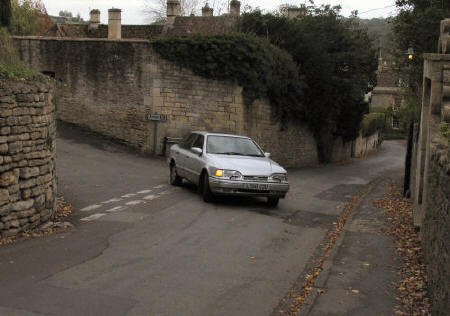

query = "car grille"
[{"left": 243, "top": 176, "right": 268, "bottom": 182}]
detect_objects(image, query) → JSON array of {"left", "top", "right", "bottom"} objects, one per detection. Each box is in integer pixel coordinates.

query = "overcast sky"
[{"left": 42, "top": 0, "right": 398, "bottom": 25}]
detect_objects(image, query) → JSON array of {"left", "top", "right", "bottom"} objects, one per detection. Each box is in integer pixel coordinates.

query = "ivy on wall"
[{"left": 151, "top": 33, "right": 306, "bottom": 124}]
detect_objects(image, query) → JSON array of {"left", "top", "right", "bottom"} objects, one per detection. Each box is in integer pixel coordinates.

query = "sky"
[{"left": 42, "top": 0, "right": 398, "bottom": 25}]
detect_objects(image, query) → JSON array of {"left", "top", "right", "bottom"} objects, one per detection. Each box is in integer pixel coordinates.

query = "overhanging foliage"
[{"left": 151, "top": 33, "right": 306, "bottom": 123}]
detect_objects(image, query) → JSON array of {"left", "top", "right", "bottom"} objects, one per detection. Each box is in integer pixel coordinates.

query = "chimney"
[
  {"left": 89, "top": 9, "right": 100, "bottom": 30},
  {"left": 439, "top": 19, "right": 450, "bottom": 54},
  {"left": 202, "top": 3, "right": 213, "bottom": 17},
  {"left": 167, "top": 0, "right": 181, "bottom": 24},
  {"left": 287, "top": 7, "right": 305, "bottom": 20},
  {"left": 108, "top": 8, "right": 122, "bottom": 39},
  {"left": 230, "top": 0, "right": 241, "bottom": 17}
]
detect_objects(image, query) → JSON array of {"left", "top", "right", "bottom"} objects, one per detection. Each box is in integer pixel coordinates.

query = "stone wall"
[
  {"left": 12, "top": 37, "right": 379, "bottom": 168},
  {"left": 0, "top": 79, "right": 57, "bottom": 238},
  {"left": 422, "top": 140, "right": 449, "bottom": 315},
  {"left": 352, "top": 131, "right": 381, "bottom": 158}
]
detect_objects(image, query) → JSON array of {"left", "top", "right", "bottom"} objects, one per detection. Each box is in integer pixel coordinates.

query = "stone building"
[{"left": 407, "top": 18, "right": 450, "bottom": 315}]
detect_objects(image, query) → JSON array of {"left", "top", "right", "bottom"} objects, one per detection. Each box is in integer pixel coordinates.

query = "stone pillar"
[
  {"left": 287, "top": 7, "right": 305, "bottom": 20},
  {"left": 89, "top": 9, "right": 100, "bottom": 30},
  {"left": 167, "top": 0, "right": 181, "bottom": 24},
  {"left": 439, "top": 19, "right": 450, "bottom": 54},
  {"left": 230, "top": 0, "right": 241, "bottom": 17},
  {"left": 108, "top": 8, "right": 122, "bottom": 40},
  {"left": 202, "top": 3, "right": 214, "bottom": 17}
]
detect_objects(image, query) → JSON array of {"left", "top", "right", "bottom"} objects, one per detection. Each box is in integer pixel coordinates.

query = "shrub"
[
  {"left": 369, "top": 105, "right": 389, "bottom": 113},
  {"left": 362, "top": 112, "right": 386, "bottom": 136},
  {"left": 0, "top": 28, "right": 37, "bottom": 79}
]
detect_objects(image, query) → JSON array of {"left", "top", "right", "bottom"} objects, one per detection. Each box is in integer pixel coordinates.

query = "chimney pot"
[
  {"left": 89, "top": 9, "right": 100, "bottom": 30},
  {"left": 108, "top": 8, "right": 122, "bottom": 39},
  {"left": 230, "top": 0, "right": 241, "bottom": 17}
]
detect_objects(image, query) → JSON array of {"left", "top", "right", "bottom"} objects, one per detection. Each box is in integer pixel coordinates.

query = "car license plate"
[{"left": 247, "top": 183, "right": 268, "bottom": 190}]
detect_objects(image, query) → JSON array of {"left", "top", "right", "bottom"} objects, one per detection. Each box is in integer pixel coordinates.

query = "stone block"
[
  {"left": 34, "top": 194, "right": 45, "bottom": 211},
  {"left": 8, "top": 184, "right": 19, "bottom": 194},
  {"left": 0, "top": 204, "right": 11, "bottom": 216},
  {"left": 19, "top": 167, "right": 40, "bottom": 179},
  {"left": 0, "top": 171, "right": 17, "bottom": 187},
  {"left": 0, "top": 143, "right": 8, "bottom": 153},
  {"left": 19, "top": 178, "right": 36, "bottom": 189},
  {"left": 2, "top": 213, "right": 18, "bottom": 223},
  {"left": 2, "top": 229, "right": 19, "bottom": 238},
  {"left": 29, "top": 213, "right": 40, "bottom": 223},
  {"left": 11, "top": 199, "right": 34, "bottom": 211},
  {"left": 18, "top": 208, "right": 35, "bottom": 218},
  {"left": 8, "top": 142, "right": 23, "bottom": 154}
]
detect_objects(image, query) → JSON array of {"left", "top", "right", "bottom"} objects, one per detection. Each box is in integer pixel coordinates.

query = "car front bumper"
[{"left": 209, "top": 177, "right": 289, "bottom": 198}]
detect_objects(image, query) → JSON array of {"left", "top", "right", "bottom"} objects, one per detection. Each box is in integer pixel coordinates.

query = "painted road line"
[
  {"left": 143, "top": 194, "right": 158, "bottom": 201},
  {"left": 105, "top": 206, "right": 127, "bottom": 213},
  {"left": 102, "top": 198, "right": 122, "bottom": 204},
  {"left": 125, "top": 200, "right": 145, "bottom": 206},
  {"left": 158, "top": 190, "right": 171, "bottom": 196},
  {"left": 153, "top": 185, "right": 167, "bottom": 189},
  {"left": 80, "top": 204, "right": 102, "bottom": 212},
  {"left": 80, "top": 213, "right": 106, "bottom": 222},
  {"left": 137, "top": 190, "right": 152, "bottom": 194},
  {"left": 121, "top": 193, "right": 137, "bottom": 198}
]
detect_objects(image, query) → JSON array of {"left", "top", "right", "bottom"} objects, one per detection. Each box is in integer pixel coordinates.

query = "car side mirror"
[
  {"left": 264, "top": 152, "right": 271, "bottom": 158},
  {"left": 191, "top": 147, "right": 203, "bottom": 155}
]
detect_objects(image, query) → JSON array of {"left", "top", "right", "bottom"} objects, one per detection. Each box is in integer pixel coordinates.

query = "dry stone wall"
[{"left": 0, "top": 79, "right": 56, "bottom": 238}]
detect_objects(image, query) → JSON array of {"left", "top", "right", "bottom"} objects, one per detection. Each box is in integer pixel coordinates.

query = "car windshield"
[{"left": 206, "top": 136, "right": 264, "bottom": 157}]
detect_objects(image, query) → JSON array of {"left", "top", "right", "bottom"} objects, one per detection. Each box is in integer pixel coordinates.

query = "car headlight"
[
  {"left": 215, "top": 169, "right": 243, "bottom": 180},
  {"left": 270, "top": 173, "right": 287, "bottom": 182}
]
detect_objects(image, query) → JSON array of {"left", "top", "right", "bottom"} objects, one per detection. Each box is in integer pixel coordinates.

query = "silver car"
[{"left": 168, "top": 132, "right": 289, "bottom": 207}]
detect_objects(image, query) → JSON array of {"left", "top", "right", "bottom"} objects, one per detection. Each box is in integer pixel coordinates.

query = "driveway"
[{"left": 0, "top": 123, "right": 406, "bottom": 316}]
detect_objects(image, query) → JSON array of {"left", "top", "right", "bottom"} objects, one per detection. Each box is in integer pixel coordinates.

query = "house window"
[{"left": 392, "top": 116, "right": 400, "bottom": 129}]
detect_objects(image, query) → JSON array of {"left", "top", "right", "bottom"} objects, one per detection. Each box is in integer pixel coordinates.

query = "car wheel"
[
  {"left": 202, "top": 172, "right": 214, "bottom": 203},
  {"left": 267, "top": 197, "right": 279, "bottom": 208},
  {"left": 170, "top": 163, "right": 182, "bottom": 186}
]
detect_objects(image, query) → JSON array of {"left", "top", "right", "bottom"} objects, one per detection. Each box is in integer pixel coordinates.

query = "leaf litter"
[
  {"left": 372, "top": 181, "right": 431, "bottom": 316},
  {"left": 0, "top": 197, "right": 75, "bottom": 246}
]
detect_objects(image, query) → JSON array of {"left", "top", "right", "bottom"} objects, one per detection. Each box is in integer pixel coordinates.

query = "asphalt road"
[{"left": 0, "top": 124, "right": 406, "bottom": 316}]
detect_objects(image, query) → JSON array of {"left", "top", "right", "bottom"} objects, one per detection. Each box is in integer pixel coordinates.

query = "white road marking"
[
  {"left": 125, "top": 200, "right": 145, "bottom": 206},
  {"left": 158, "top": 190, "right": 170, "bottom": 196},
  {"left": 137, "top": 190, "right": 152, "bottom": 194},
  {"left": 153, "top": 185, "right": 167, "bottom": 189},
  {"left": 105, "top": 206, "right": 126, "bottom": 213},
  {"left": 121, "top": 193, "right": 137, "bottom": 198},
  {"left": 102, "top": 198, "right": 122, "bottom": 204},
  {"left": 143, "top": 194, "right": 158, "bottom": 201},
  {"left": 80, "top": 204, "right": 102, "bottom": 212},
  {"left": 80, "top": 213, "right": 106, "bottom": 222}
]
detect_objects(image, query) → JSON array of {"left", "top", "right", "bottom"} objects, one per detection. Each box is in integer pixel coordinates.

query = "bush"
[
  {"left": 369, "top": 105, "right": 389, "bottom": 113},
  {"left": 151, "top": 34, "right": 306, "bottom": 122},
  {"left": 0, "top": 28, "right": 37, "bottom": 79},
  {"left": 441, "top": 122, "right": 450, "bottom": 145},
  {"left": 362, "top": 112, "right": 386, "bottom": 136}
]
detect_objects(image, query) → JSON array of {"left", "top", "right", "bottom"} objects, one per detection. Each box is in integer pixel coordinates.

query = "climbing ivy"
[{"left": 151, "top": 33, "right": 306, "bottom": 123}]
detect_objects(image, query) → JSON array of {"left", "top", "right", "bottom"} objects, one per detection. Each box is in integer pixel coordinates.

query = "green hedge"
[
  {"left": 369, "top": 105, "right": 389, "bottom": 113},
  {"left": 151, "top": 34, "right": 306, "bottom": 122},
  {"left": 362, "top": 112, "right": 386, "bottom": 136}
]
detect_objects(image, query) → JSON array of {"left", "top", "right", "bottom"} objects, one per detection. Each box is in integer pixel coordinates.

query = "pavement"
[
  {"left": 301, "top": 173, "right": 403, "bottom": 316},
  {"left": 0, "top": 123, "right": 407, "bottom": 316}
]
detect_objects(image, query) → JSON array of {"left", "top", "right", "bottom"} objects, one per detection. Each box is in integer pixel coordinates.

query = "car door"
[
  {"left": 184, "top": 134, "right": 205, "bottom": 184},
  {"left": 176, "top": 133, "right": 198, "bottom": 178}
]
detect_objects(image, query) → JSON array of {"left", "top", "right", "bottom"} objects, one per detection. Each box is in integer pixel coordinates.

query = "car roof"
[{"left": 192, "top": 131, "right": 250, "bottom": 139}]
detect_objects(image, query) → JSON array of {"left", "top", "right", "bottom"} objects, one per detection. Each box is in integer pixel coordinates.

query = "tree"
[
  {"left": 239, "top": 6, "right": 378, "bottom": 162},
  {"left": 1, "top": 0, "right": 12, "bottom": 27},
  {"left": 8, "top": 0, "right": 51, "bottom": 35},
  {"left": 391, "top": 0, "right": 449, "bottom": 97}
]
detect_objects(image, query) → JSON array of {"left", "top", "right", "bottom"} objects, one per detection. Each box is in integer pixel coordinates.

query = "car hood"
[{"left": 207, "top": 154, "right": 286, "bottom": 176}]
